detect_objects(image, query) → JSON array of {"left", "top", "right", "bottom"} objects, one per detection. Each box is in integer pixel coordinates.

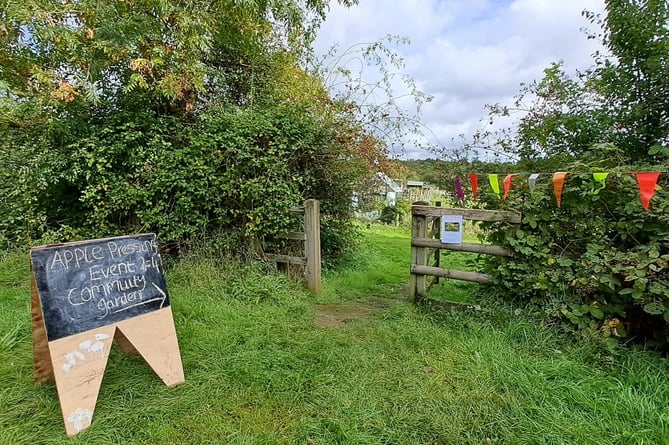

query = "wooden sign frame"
[{"left": 30, "top": 234, "right": 184, "bottom": 436}]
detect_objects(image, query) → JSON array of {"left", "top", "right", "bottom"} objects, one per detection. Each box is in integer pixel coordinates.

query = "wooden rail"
[
  {"left": 411, "top": 265, "right": 492, "bottom": 284},
  {"left": 411, "top": 205, "right": 522, "bottom": 223},
  {"left": 411, "top": 238, "right": 511, "bottom": 257}
]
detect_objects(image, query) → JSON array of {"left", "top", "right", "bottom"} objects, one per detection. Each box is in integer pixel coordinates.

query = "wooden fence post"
[
  {"left": 409, "top": 205, "right": 428, "bottom": 302},
  {"left": 304, "top": 199, "right": 322, "bottom": 293},
  {"left": 433, "top": 201, "right": 441, "bottom": 284}
]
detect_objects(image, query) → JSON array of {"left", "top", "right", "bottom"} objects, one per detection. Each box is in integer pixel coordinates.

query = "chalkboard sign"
[{"left": 31, "top": 234, "right": 171, "bottom": 341}]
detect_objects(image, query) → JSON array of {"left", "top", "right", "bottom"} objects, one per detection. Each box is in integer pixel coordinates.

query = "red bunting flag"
[
  {"left": 636, "top": 172, "right": 660, "bottom": 211},
  {"left": 552, "top": 172, "right": 569, "bottom": 208},
  {"left": 469, "top": 173, "right": 478, "bottom": 201},
  {"left": 503, "top": 174, "right": 517, "bottom": 200}
]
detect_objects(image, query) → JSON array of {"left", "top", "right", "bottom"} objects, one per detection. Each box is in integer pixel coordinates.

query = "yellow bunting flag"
[
  {"left": 592, "top": 172, "right": 609, "bottom": 195},
  {"left": 503, "top": 174, "right": 517, "bottom": 200},
  {"left": 636, "top": 172, "right": 661, "bottom": 211},
  {"left": 552, "top": 172, "right": 569, "bottom": 208},
  {"left": 488, "top": 174, "right": 500, "bottom": 197}
]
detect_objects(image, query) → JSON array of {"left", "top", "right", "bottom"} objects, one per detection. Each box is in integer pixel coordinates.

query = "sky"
[{"left": 313, "top": 0, "right": 607, "bottom": 159}]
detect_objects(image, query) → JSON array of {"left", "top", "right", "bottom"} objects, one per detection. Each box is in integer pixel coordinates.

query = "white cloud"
[{"left": 314, "top": 0, "right": 606, "bottom": 158}]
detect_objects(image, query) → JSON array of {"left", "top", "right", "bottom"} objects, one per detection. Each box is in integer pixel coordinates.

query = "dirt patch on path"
[{"left": 314, "top": 298, "right": 394, "bottom": 328}]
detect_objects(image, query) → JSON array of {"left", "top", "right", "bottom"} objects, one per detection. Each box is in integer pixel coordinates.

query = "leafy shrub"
[
  {"left": 0, "top": 102, "right": 366, "bottom": 261},
  {"left": 480, "top": 163, "right": 669, "bottom": 347}
]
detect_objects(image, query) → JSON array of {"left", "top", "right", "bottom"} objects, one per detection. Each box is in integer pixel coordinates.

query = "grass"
[{"left": 1, "top": 225, "right": 668, "bottom": 444}]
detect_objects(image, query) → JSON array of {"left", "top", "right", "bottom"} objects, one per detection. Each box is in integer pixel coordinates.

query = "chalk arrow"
[
  {"left": 113, "top": 283, "right": 167, "bottom": 314},
  {"left": 151, "top": 282, "right": 167, "bottom": 308}
]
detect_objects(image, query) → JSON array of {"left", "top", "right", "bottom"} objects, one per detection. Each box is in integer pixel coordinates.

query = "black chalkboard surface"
[{"left": 31, "top": 234, "right": 171, "bottom": 341}]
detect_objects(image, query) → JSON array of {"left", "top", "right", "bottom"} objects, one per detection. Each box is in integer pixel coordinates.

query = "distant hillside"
[{"left": 400, "top": 159, "right": 444, "bottom": 188}]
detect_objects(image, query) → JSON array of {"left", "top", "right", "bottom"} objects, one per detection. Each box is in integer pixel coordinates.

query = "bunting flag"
[
  {"left": 552, "top": 172, "right": 569, "bottom": 208},
  {"left": 636, "top": 172, "right": 660, "bottom": 211},
  {"left": 488, "top": 174, "right": 500, "bottom": 197},
  {"left": 503, "top": 174, "right": 517, "bottom": 200},
  {"left": 592, "top": 172, "right": 609, "bottom": 195},
  {"left": 469, "top": 173, "right": 478, "bottom": 201},
  {"left": 528, "top": 173, "right": 540, "bottom": 194},
  {"left": 454, "top": 176, "right": 465, "bottom": 204}
]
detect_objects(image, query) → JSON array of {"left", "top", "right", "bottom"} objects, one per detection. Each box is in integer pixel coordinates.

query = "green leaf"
[
  {"left": 589, "top": 306, "right": 604, "bottom": 320},
  {"left": 643, "top": 302, "right": 664, "bottom": 316}
]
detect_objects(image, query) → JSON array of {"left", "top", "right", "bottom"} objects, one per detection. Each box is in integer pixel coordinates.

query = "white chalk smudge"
[
  {"left": 67, "top": 408, "right": 93, "bottom": 433},
  {"left": 62, "top": 351, "right": 86, "bottom": 372},
  {"left": 66, "top": 332, "right": 112, "bottom": 372},
  {"left": 79, "top": 333, "right": 111, "bottom": 354}
]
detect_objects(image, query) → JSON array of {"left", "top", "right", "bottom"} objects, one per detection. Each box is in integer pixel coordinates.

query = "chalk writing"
[{"left": 31, "top": 234, "right": 171, "bottom": 341}]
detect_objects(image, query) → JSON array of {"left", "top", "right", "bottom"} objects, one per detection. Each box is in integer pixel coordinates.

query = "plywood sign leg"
[
  {"left": 48, "top": 327, "right": 116, "bottom": 436},
  {"left": 113, "top": 328, "right": 139, "bottom": 356},
  {"left": 115, "top": 307, "right": 185, "bottom": 387},
  {"left": 31, "top": 271, "right": 53, "bottom": 383}
]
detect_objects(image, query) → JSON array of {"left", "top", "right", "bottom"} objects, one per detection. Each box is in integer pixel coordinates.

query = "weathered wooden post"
[
  {"left": 304, "top": 199, "right": 322, "bottom": 293},
  {"left": 409, "top": 203, "right": 428, "bottom": 302},
  {"left": 433, "top": 201, "right": 441, "bottom": 283}
]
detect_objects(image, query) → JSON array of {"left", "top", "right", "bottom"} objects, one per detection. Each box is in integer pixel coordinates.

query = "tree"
[
  {"left": 465, "top": 0, "right": 669, "bottom": 167},
  {"left": 465, "top": 0, "right": 669, "bottom": 346},
  {"left": 0, "top": 0, "right": 377, "bottom": 260},
  {"left": 311, "top": 35, "right": 434, "bottom": 159},
  {"left": 588, "top": 0, "right": 669, "bottom": 162}
]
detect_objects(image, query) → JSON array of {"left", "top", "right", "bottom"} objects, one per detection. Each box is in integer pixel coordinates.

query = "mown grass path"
[{"left": 1, "top": 226, "right": 668, "bottom": 444}]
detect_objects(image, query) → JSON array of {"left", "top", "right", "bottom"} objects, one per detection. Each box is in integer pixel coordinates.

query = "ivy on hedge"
[
  {"left": 480, "top": 165, "right": 669, "bottom": 346},
  {"left": 0, "top": 102, "right": 368, "bottom": 261}
]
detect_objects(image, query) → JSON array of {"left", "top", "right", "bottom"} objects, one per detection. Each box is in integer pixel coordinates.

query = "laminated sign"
[
  {"left": 30, "top": 234, "right": 185, "bottom": 436},
  {"left": 441, "top": 215, "right": 464, "bottom": 244}
]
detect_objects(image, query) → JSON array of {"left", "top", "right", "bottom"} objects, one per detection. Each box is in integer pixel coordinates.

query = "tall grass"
[{"left": 0, "top": 227, "right": 667, "bottom": 444}]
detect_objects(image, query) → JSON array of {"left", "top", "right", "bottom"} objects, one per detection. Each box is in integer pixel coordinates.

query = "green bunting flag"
[
  {"left": 592, "top": 173, "right": 609, "bottom": 194},
  {"left": 488, "top": 174, "right": 500, "bottom": 197}
]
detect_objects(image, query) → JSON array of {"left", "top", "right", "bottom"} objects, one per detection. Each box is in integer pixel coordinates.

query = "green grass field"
[{"left": 1, "top": 225, "right": 668, "bottom": 444}]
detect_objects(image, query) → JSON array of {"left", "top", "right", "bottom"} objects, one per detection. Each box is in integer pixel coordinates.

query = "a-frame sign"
[{"left": 30, "top": 234, "right": 184, "bottom": 436}]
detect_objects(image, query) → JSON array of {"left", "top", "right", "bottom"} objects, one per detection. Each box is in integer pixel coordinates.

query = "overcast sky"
[{"left": 313, "top": 0, "right": 607, "bottom": 159}]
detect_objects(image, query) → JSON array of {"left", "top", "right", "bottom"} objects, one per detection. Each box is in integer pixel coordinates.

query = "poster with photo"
[{"left": 441, "top": 215, "right": 463, "bottom": 244}]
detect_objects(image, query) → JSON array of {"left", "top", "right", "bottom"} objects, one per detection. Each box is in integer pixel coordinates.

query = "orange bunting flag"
[
  {"left": 503, "top": 174, "right": 517, "bottom": 200},
  {"left": 552, "top": 172, "right": 569, "bottom": 208},
  {"left": 488, "top": 174, "right": 500, "bottom": 197},
  {"left": 469, "top": 173, "right": 478, "bottom": 201},
  {"left": 636, "top": 172, "right": 660, "bottom": 211}
]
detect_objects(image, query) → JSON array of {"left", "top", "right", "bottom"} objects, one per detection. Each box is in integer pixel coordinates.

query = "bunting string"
[{"left": 455, "top": 171, "right": 666, "bottom": 211}]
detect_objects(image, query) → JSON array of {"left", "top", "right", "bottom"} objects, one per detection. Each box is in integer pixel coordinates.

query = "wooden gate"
[
  {"left": 263, "top": 199, "right": 322, "bottom": 293},
  {"left": 409, "top": 204, "right": 521, "bottom": 302}
]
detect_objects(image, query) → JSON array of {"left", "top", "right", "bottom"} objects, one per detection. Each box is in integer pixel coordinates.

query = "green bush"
[
  {"left": 480, "top": 164, "right": 669, "bottom": 347},
  {"left": 0, "top": 103, "right": 365, "bottom": 260}
]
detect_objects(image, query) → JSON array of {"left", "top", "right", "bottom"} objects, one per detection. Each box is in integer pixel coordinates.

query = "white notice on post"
[{"left": 441, "top": 215, "right": 463, "bottom": 244}]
